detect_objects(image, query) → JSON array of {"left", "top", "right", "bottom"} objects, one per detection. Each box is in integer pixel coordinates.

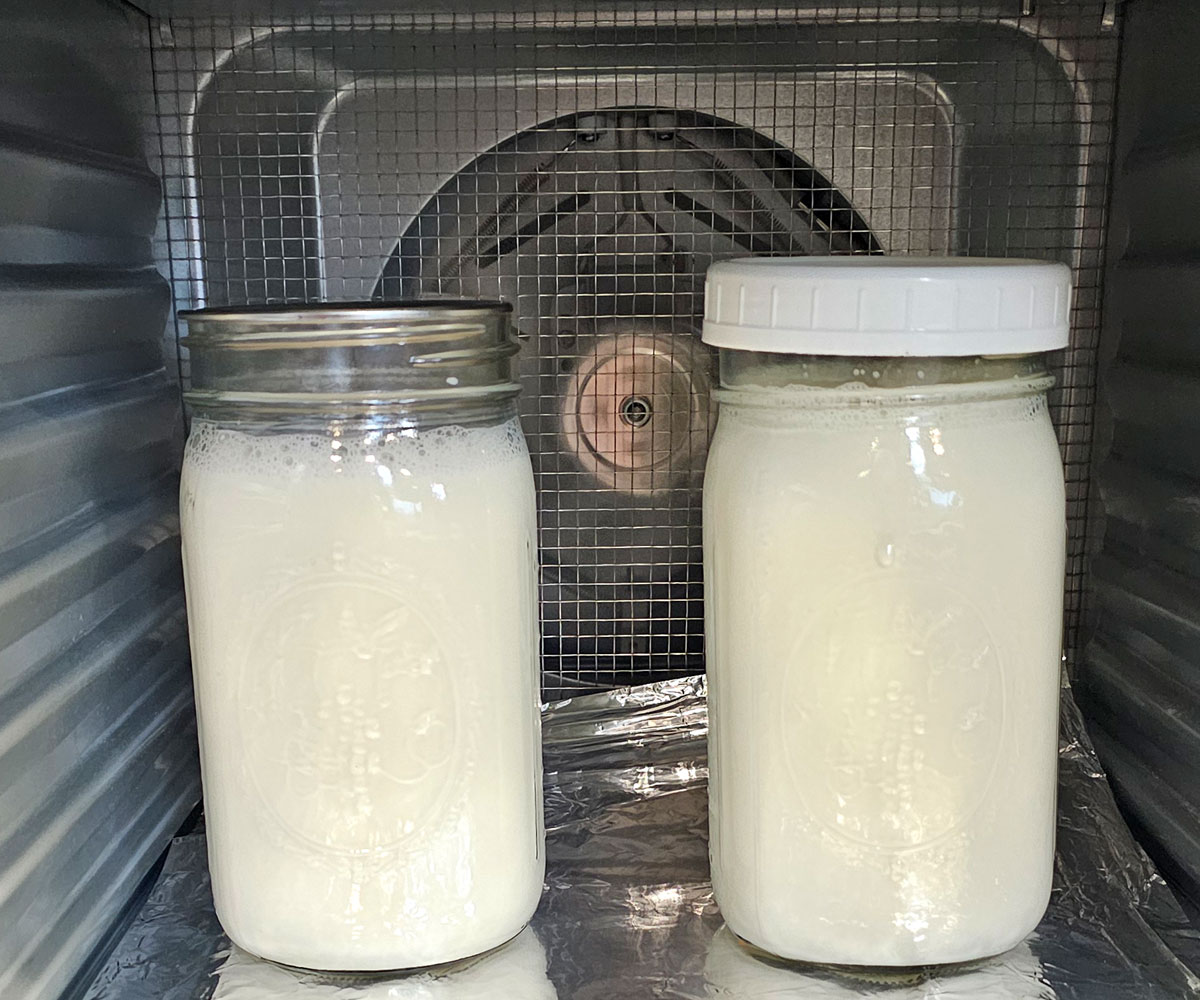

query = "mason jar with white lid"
[
  {"left": 701, "top": 258, "right": 1071, "bottom": 966},
  {"left": 178, "top": 301, "right": 544, "bottom": 971}
]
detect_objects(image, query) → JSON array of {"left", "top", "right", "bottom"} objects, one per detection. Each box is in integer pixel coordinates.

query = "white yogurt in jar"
[
  {"left": 181, "top": 416, "right": 544, "bottom": 971},
  {"left": 704, "top": 384, "right": 1065, "bottom": 965}
]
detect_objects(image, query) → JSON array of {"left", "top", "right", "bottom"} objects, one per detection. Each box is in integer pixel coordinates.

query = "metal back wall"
[
  {"left": 149, "top": 1, "right": 1118, "bottom": 699},
  {"left": 0, "top": 1, "right": 199, "bottom": 997},
  {"left": 1082, "top": 0, "right": 1200, "bottom": 913}
]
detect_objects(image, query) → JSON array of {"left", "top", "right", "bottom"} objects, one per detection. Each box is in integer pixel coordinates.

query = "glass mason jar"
[
  {"left": 178, "top": 302, "right": 544, "bottom": 971},
  {"left": 701, "top": 259, "right": 1070, "bottom": 966}
]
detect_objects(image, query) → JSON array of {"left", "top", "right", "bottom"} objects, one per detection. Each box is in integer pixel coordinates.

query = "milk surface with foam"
[
  {"left": 704, "top": 385, "right": 1065, "bottom": 965},
  {"left": 181, "top": 416, "right": 544, "bottom": 970}
]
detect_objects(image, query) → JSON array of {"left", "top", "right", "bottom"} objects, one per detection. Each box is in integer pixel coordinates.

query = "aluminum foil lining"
[{"left": 84, "top": 676, "right": 1200, "bottom": 1000}]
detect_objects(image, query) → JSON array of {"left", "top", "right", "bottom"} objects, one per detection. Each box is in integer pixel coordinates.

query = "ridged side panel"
[
  {"left": 0, "top": 2, "right": 199, "bottom": 997},
  {"left": 1083, "top": 0, "right": 1200, "bottom": 911}
]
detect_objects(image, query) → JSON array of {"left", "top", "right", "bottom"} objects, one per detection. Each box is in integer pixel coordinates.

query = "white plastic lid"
[{"left": 701, "top": 257, "right": 1072, "bottom": 356}]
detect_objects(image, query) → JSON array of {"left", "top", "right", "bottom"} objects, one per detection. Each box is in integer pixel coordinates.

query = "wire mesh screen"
[{"left": 147, "top": 2, "right": 1119, "bottom": 700}]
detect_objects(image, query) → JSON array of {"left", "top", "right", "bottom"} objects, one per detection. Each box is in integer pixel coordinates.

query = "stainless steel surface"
[
  {"left": 0, "top": 1, "right": 199, "bottom": 998},
  {"left": 149, "top": 3, "right": 1117, "bottom": 697},
  {"left": 129, "top": 2, "right": 1074, "bottom": 21},
  {"left": 84, "top": 675, "right": 1200, "bottom": 999},
  {"left": 1083, "top": 0, "right": 1200, "bottom": 915}
]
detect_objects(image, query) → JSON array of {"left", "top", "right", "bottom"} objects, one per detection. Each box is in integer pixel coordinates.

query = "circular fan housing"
[{"left": 375, "top": 107, "right": 880, "bottom": 692}]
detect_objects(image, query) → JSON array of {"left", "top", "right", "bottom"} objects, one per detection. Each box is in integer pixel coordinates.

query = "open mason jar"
[
  {"left": 178, "top": 302, "right": 543, "bottom": 971},
  {"left": 701, "top": 258, "right": 1071, "bottom": 966}
]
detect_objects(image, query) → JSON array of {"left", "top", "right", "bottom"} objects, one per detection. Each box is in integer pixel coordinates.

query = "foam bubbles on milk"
[
  {"left": 719, "top": 379, "right": 1050, "bottom": 434},
  {"left": 185, "top": 416, "right": 529, "bottom": 482}
]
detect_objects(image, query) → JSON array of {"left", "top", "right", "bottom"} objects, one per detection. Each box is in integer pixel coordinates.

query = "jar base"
[
  {"left": 232, "top": 922, "right": 533, "bottom": 977},
  {"left": 728, "top": 930, "right": 1013, "bottom": 981}
]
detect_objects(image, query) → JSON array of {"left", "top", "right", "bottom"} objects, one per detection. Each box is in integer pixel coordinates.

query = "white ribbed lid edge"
[{"left": 701, "top": 257, "right": 1072, "bottom": 356}]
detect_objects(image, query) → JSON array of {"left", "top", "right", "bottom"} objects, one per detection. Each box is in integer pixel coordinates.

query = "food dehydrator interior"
[{"left": 1, "top": 1, "right": 1197, "bottom": 998}]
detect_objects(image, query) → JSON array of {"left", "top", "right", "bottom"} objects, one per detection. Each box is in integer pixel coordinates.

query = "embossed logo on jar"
[
  {"left": 785, "top": 575, "right": 1004, "bottom": 850},
  {"left": 239, "top": 577, "right": 459, "bottom": 854}
]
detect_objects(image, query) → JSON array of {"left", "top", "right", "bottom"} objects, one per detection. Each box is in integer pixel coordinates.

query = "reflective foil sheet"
[{"left": 84, "top": 676, "right": 1200, "bottom": 999}]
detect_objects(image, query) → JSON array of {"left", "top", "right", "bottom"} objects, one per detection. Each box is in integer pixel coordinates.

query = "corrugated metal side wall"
[
  {"left": 1083, "top": 0, "right": 1200, "bottom": 915},
  {"left": 0, "top": 1, "right": 200, "bottom": 997}
]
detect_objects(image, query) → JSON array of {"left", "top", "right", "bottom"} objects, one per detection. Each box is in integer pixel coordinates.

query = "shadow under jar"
[
  {"left": 178, "top": 302, "right": 544, "bottom": 971},
  {"left": 701, "top": 258, "right": 1070, "bottom": 966}
]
